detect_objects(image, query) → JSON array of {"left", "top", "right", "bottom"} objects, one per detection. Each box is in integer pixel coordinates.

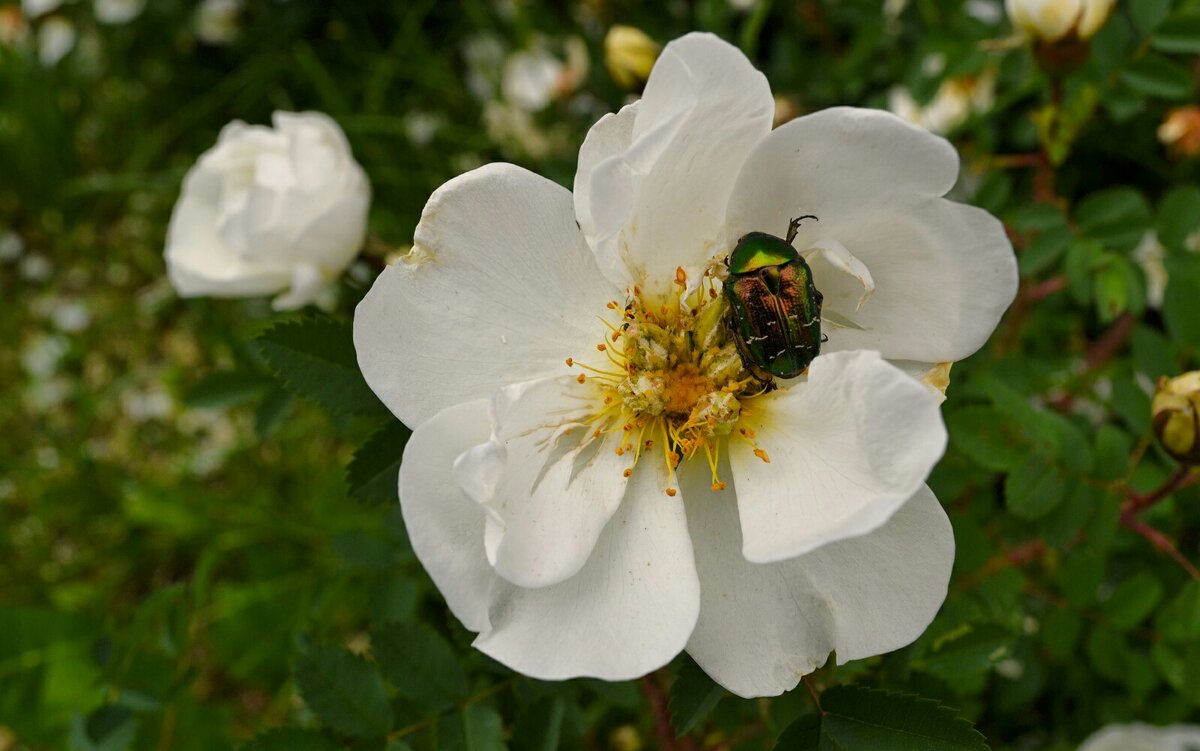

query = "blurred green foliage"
[{"left": 4, "top": 0, "right": 1200, "bottom": 749}]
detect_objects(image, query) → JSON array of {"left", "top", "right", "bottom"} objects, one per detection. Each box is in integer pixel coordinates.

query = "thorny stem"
[
  {"left": 966, "top": 468, "right": 1200, "bottom": 583},
  {"left": 642, "top": 671, "right": 698, "bottom": 751},
  {"left": 802, "top": 675, "right": 823, "bottom": 714},
  {"left": 1120, "top": 466, "right": 1200, "bottom": 581}
]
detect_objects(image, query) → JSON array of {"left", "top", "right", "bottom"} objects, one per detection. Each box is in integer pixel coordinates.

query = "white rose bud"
[
  {"left": 165, "top": 111, "right": 370, "bottom": 310},
  {"left": 1005, "top": 0, "right": 1115, "bottom": 43}
]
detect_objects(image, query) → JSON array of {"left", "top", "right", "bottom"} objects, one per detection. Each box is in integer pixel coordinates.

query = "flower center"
[{"left": 567, "top": 266, "right": 772, "bottom": 495}]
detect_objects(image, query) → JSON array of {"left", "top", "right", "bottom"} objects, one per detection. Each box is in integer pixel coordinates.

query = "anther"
[
  {"left": 577, "top": 373, "right": 586, "bottom": 384},
  {"left": 623, "top": 468, "right": 633, "bottom": 478},
  {"left": 711, "top": 481, "right": 726, "bottom": 491},
  {"left": 754, "top": 448, "right": 771, "bottom": 463},
  {"left": 597, "top": 343, "right": 607, "bottom": 351},
  {"left": 674, "top": 266, "right": 688, "bottom": 288},
  {"left": 606, "top": 301, "right": 618, "bottom": 309},
  {"left": 615, "top": 446, "right": 625, "bottom": 456},
  {"left": 565, "top": 357, "right": 574, "bottom": 367},
  {"left": 665, "top": 488, "right": 678, "bottom": 497}
]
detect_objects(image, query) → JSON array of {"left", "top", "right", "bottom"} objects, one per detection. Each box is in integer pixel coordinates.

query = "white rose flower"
[
  {"left": 1080, "top": 724, "right": 1200, "bottom": 751},
  {"left": 165, "top": 111, "right": 370, "bottom": 310},
  {"left": 1005, "top": 0, "right": 1115, "bottom": 42},
  {"left": 354, "top": 33, "right": 1017, "bottom": 697}
]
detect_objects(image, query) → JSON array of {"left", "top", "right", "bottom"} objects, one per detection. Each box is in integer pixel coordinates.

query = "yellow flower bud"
[
  {"left": 1152, "top": 372, "right": 1200, "bottom": 466},
  {"left": 1005, "top": 0, "right": 1115, "bottom": 43},
  {"left": 604, "top": 25, "right": 660, "bottom": 91},
  {"left": 1158, "top": 107, "right": 1200, "bottom": 158},
  {"left": 609, "top": 724, "right": 643, "bottom": 751}
]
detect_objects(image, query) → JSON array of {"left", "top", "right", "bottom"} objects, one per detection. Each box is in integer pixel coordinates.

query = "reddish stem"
[
  {"left": 642, "top": 673, "right": 697, "bottom": 751},
  {"left": 1120, "top": 466, "right": 1200, "bottom": 580}
]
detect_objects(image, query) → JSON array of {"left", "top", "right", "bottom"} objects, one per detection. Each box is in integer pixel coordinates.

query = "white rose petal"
[
  {"left": 165, "top": 111, "right": 370, "bottom": 310},
  {"left": 729, "top": 350, "right": 947, "bottom": 563},
  {"left": 355, "top": 32, "right": 1015, "bottom": 696},
  {"left": 685, "top": 480, "right": 952, "bottom": 697}
]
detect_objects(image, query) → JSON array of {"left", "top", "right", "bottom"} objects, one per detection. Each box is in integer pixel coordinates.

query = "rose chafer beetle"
[{"left": 722, "top": 215, "right": 823, "bottom": 380}]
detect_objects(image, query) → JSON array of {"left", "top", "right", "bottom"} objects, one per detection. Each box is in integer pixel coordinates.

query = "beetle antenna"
[{"left": 786, "top": 214, "right": 818, "bottom": 244}]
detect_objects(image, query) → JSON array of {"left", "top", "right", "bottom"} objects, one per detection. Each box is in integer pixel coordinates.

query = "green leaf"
[
  {"left": 241, "top": 728, "right": 340, "bottom": 751},
  {"left": 775, "top": 714, "right": 822, "bottom": 751},
  {"left": 1153, "top": 13, "right": 1200, "bottom": 54},
  {"left": 1086, "top": 626, "right": 1126, "bottom": 681},
  {"left": 1005, "top": 454, "right": 1066, "bottom": 520},
  {"left": 253, "top": 317, "right": 387, "bottom": 416},
  {"left": 1163, "top": 256, "right": 1200, "bottom": 347},
  {"left": 372, "top": 621, "right": 468, "bottom": 710},
  {"left": 669, "top": 656, "right": 724, "bottom": 736},
  {"left": 1156, "top": 581, "right": 1200, "bottom": 643},
  {"left": 947, "top": 406, "right": 1023, "bottom": 472},
  {"left": 1131, "top": 325, "right": 1178, "bottom": 382},
  {"left": 439, "top": 705, "right": 508, "bottom": 751},
  {"left": 183, "top": 371, "right": 274, "bottom": 409},
  {"left": 1156, "top": 185, "right": 1200, "bottom": 250},
  {"left": 802, "top": 686, "right": 991, "bottom": 751},
  {"left": 510, "top": 696, "right": 565, "bottom": 751},
  {"left": 347, "top": 420, "right": 412, "bottom": 505},
  {"left": 294, "top": 644, "right": 393, "bottom": 739},
  {"left": 1132, "top": 0, "right": 1171, "bottom": 35},
  {"left": 1018, "top": 225, "right": 1071, "bottom": 278},
  {"left": 917, "top": 625, "right": 1011, "bottom": 681},
  {"left": 1119, "top": 54, "right": 1194, "bottom": 101},
  {"left": 1101, "top": 571, "right": 1163, "bottom": 630},
  {"left": 255, "top": 387, "right": 295, "bottom": 439},
  {"left": 1041, "top": 609, "right": 1082, "bottom": 661},
  {"left": 1075, "top": 187, "right": 1152, "bottom": 237}
]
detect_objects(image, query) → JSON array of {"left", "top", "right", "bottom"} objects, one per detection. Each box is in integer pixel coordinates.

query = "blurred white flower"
[
  {"left": 21, "top": 0, "right": 60, "bottom": 19},
  {"left": 966, "top": 0, "right": 1004, "bottom": 24},
  {"left": 1134, "top": 231, "right": 1168, "bottom": 309},
  {"left": 0, "top": 231, "right": 24, "bottom": 262},
  {"left": 94, "top": 0, "right": 145, "bottom": 25},
  {"left": 52, "top": 301, "right": 91, "bottom": 332},
  {"left": 356, "top": 33, "right": 1016, "bottom": 697},
  {"left": 463, "top": 33, "right": 505, "bottom": 102},
  {"left": 37, "top": 15, "right": 74, "bottom": 66},
  {"left": 888, "top": 70, "right": 996, "bottom": 134},
  {"left": 502, "top": 49, "right": 563, "bottom": 112},
  {"left": 22, "top": 334, "right": 69, "bottom": 379},
  {"left": 19, "top": 253, "right": 52, "bottom": 281},
  {"left": 194, "top": 0, "right": 241, "bottom": 45},
  {"left": 404, "top": 111, "right": 442, "bottom": 147},
  {"left": 121, "top": 387, "right": 173, "bottom": 422},
  {"left": 1079, "top": 724, "right": 1200, "bottom": 751},
  {"left": 164, "top": 111, "right": 371, "bottom": 310},
  {"left": 1005, "top": 0, "right": 1115, "bottom": 42}
]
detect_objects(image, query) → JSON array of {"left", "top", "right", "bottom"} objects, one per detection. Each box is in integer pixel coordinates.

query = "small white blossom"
[
  {"left": 194, "top": 0, "right": 241, "bottom": 45},
  {"left": 37, "top": 15, "right": 74, "bottom": 66},
  {"left": 1080, "top": 724, "right": 1200, "bottom": 751},
  {"left": 164, "top": 111, "right": 370, "bottom": 310},
  {"left": 94, "top": 0, "right": 145, "bottom": 24},
  {"left": 22, "top": 0, "right": 60, "bottom": 18},
  {"left": 1134, "top": 231, "right": 1169, "bottom": 309},
  {"left": 355, "top": 33, "right": 1016, "bottom": 697}
]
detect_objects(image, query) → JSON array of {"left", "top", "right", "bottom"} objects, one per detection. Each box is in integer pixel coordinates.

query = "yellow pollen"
[
  {"left": 754, "top": 448, "right": 771, "bottom": 464},
  {"left": 615, "top": 446, "right": 625, "bottom": 456}
]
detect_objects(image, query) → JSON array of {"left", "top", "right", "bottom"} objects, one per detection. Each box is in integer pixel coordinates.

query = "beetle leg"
[{"left": 785, "top": 214, "right": 819, "bottom": 245}]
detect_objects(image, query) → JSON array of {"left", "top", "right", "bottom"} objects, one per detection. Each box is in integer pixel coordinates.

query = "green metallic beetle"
[{"left": 722, "top": 215, "right": 823, "bottom": 380}]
